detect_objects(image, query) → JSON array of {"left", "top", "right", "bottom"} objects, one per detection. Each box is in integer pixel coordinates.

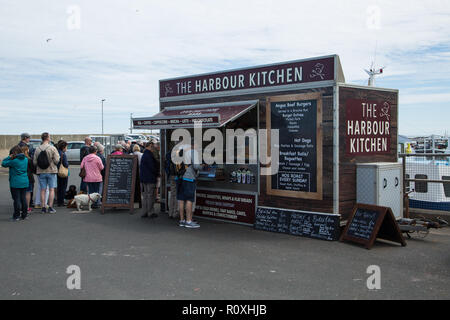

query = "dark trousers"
[
  {"left": 10, "top": 187, "right": 28, "bottom": 219},
  {"left": 80, "top": 180, "right": 87, "bottom": 193},
  {"left": 57, "top": 177, "right": 68, "bottom": 206},
  {"left": 87, "top": 182, "right": 101, "bottom": 206}
]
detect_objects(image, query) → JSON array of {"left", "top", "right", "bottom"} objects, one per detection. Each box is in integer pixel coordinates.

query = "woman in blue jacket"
[{"left": 2, "top": 145, "right": 29, "bottom": 220}]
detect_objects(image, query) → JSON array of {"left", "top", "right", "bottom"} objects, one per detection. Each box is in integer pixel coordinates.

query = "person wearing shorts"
[
  {"left": 33, "top": 132, "right": 60, "bottom": 214},
  {"left": 177, "top": 145, "right": 202, "bottom": 228}
]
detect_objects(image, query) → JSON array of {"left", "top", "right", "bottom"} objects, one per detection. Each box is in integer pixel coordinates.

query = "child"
[{"left": 2, "top": 145, "right": 29, "bottom": 221}]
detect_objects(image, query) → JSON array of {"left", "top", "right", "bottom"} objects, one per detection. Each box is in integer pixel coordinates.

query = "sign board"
[
  {"left": 254, "top": 207, "right": 340, "bottom": 241},
  {"left": 340, "top": 203, "right": 406, "bottom": 249},
  {"left": 194, "top": 189, "right": 256, "bottom": 225},
  {"left": 266, "top": 93, "right": 323, "bottom": 200},
  {"left": 101, "top": 155, "right": 138, "bottom": 214},
  {"left": 133, "top": 115, "right": 220, "bottom": 129},
  {"left": 346, "top": 99, "right": 391, "bottom": 155},
  {"left": 160, "top": 57, "right": 335, "bottom": 99}
]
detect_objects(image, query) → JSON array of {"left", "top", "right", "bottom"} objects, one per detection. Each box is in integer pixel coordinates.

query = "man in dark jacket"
[{"left": 140, "top": 141, "right": 157, "bottom": 218}]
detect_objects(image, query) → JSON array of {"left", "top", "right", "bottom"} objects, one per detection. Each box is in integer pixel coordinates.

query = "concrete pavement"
[{"left": 0, "top": 166, "right": 449, "bottom": 300}]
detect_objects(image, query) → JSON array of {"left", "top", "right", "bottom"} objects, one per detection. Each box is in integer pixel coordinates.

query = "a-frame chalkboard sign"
[
  {"left": 340, "top": 203, "right": 406, "bottom": 249},
  {"left": 101, "top": 154, "right": 138, "bottom": 214}
]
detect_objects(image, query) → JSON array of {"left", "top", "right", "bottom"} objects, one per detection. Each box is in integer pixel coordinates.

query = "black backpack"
[{"left": 37, "top": 147, "right": 50, "bottom": 170}]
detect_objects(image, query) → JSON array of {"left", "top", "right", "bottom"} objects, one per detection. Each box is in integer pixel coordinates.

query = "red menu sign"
[
  {"left": 346, "top": 99, "right": 391, "bottom": 155},
  {"left": 194, "top": 189, "right": 256, "bottom": 224}
]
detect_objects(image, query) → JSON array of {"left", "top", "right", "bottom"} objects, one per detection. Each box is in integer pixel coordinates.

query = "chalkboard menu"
[
  {"left": 341, "top": 204, "right": 407, "bottom": 249},
  {"left": 102, "top": 155, "right": 137, "bottom": 213},
  {"left": 346, "top": 208, "right": 379, "bottom": 240},
  {"left": 254, "top": 206, "right": 340, "bottom": 241},
  {"left": 266, "top": 93, "right": 322, "bottom": 200}
]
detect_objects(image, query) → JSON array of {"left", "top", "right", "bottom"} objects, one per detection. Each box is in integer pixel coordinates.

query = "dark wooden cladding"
[
  {"left": 158, "top": 84, "right": 398, "bottom": 221},
  {"left": 338, "top": 86, "right": 398, "bottom": 220},
  {"left": 161, "top": 86, "right": 335, "bottom": 214}
]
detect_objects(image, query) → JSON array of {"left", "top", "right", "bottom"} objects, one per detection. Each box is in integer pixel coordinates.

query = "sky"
[{"left": 0, "top": 0, "right": 449, "bottom": 137}]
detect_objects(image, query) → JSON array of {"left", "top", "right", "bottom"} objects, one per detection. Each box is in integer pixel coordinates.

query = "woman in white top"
[{"left": 133, "top": 144, "right": 143, "bottom": 164}]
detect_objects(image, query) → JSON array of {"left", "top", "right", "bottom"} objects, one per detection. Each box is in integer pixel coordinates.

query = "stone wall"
[{"left": 0, "top": 134, "right": 93, "bottom": 160}]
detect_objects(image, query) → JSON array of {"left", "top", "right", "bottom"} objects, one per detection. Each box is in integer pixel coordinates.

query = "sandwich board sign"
[
  {"left": 101, "top": 155, "right": 138, "bottom": 214},
  {"left": 340, "top": 203, "right": 406, "bottom": 249}
]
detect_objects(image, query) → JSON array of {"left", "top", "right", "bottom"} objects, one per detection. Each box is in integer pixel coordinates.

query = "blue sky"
[{"left": 0, "top": 0, "right": 449, "bottom": 136}]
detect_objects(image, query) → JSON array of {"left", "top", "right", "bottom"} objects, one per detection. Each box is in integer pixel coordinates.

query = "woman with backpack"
[
  {"left": 56, "top": 140, "right": 69, "bottom": 207},
  {"left": 2, "top": 145, "right": 29, "bottom": 221}
]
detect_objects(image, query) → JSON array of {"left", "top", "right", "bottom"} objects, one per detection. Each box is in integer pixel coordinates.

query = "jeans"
[
  {"left": 80, "top": 180, "right": 87, "bottom": 193},
  {"left": 57, "top": 177, "right": 68, "bottom": 206},
  {"left": 87, "top": 182, "right": 101, "bottom": 206},
  {"left": 10, "top": 187, "right": 28, "bottom": 219}
]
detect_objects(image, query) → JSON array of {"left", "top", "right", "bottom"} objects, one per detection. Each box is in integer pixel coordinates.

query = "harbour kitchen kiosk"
[{"left": 133, "top": 55, "right": 399, "bottom": 241}]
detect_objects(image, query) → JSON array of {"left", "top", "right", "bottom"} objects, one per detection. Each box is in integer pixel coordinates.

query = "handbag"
[
  {"left": 58, "top": 164, "right": 69, "bottom": 178},
  {"left": 79, "top": 167, "right": 86, "bottom": 179}
]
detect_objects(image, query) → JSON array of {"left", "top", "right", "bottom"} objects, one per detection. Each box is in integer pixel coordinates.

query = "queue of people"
[{"left": 2, "top": 133, "right": 202, "bottom": 229}]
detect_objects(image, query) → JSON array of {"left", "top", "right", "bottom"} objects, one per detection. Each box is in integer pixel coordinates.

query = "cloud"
[{"left": 0, "top": 0, "right": 449, "bottom": 135}]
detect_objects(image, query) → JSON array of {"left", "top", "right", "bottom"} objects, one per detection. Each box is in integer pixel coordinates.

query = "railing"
[{"left": 399, "top": 153, "right": 450, "bottom": 217}]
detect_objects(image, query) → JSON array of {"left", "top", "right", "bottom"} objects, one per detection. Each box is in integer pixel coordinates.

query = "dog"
[{"left": 74, "top": 193, "right": 101, "bottom": 212}]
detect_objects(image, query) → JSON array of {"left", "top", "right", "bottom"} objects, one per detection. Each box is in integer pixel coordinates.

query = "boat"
[{"left": 400, "top": 135, "right": 450, "bottom": 212}]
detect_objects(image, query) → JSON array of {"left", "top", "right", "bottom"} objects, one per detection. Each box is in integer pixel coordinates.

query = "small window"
[
  {"left": 415, "top": 174, "right": 428, "bottom": 193},
  {"left": 443, "top": 176, "right": 450, "bottom": 198}
]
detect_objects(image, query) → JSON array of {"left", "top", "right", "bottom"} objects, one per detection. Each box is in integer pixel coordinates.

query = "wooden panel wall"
[
  {"left": 160, "top": 86, "right": 335, "bottom": 214},
  {"left": 338, "top": 86, "right": 399, "bottom": 220}
]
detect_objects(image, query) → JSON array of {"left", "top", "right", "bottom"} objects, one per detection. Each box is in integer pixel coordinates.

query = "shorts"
[
  {"left": 26, "top": 181, "right": 34, "bottom": 193},
  {"left": 39, "top": 173, "right": 57, "bottom": 189},
  {"left": 176, "top": 179, "right": 196, "bottom": 202}
]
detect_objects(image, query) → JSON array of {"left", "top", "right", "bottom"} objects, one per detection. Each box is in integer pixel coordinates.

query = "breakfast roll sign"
[{"left": 346, "top": 99, "right": 391, "bottom": 155}]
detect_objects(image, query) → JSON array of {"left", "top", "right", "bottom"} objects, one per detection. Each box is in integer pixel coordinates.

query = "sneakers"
[
  {"left": 34, "top": 204, "right": 42, "bottom": 209},
  {"left": 48, "top": 207, "right": 56, "bottom": 214},
  {"left": 184, "top": 221, "right": 200, "bottom": 228},
  {"left": 179, "top": 220, "right": 186, "bottom": 227},
  {"left": 41, "top": 208, "right": 47, "bottom": 214}
]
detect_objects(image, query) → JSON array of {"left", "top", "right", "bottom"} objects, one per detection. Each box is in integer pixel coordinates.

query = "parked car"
[
  {"left": 66, "top": 141, "right": 85, "bottom": 163},
  {"left": 125, "top": 134, "right": 148, "bottom": 143},
  {"left": 146, "top": 135, "right": 160, "bottom": 142}
]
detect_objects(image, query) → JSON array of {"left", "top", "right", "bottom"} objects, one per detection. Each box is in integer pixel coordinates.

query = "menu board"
[
  {"left": 102, "top": 155, "right": 137, "bottom": 213},
  {"left": 266, "top": 93, "right": 322, "bottom": 200},
  {"left": 340, "top": 204, "right": 407, "bottom": 249},
  {"left": 254, "top": 207, "right": 340, "bottom": 241},
  {"left": 346, "top": 208, "right": 379, "bottom": 240}
]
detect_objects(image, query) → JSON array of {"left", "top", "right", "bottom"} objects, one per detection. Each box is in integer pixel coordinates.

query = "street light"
[{"left": 101, "top": 99, "right": 106, "bottom": 135}]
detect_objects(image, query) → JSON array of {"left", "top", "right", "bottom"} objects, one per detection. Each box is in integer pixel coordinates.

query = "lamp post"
[{"left": 101, "top": 99, "right": 105, "bottom": 135}]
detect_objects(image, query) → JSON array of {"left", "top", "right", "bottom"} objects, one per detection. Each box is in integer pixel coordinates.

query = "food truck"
[{"left": 132, "top": 55, "right": 399, "bottom": 240}]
